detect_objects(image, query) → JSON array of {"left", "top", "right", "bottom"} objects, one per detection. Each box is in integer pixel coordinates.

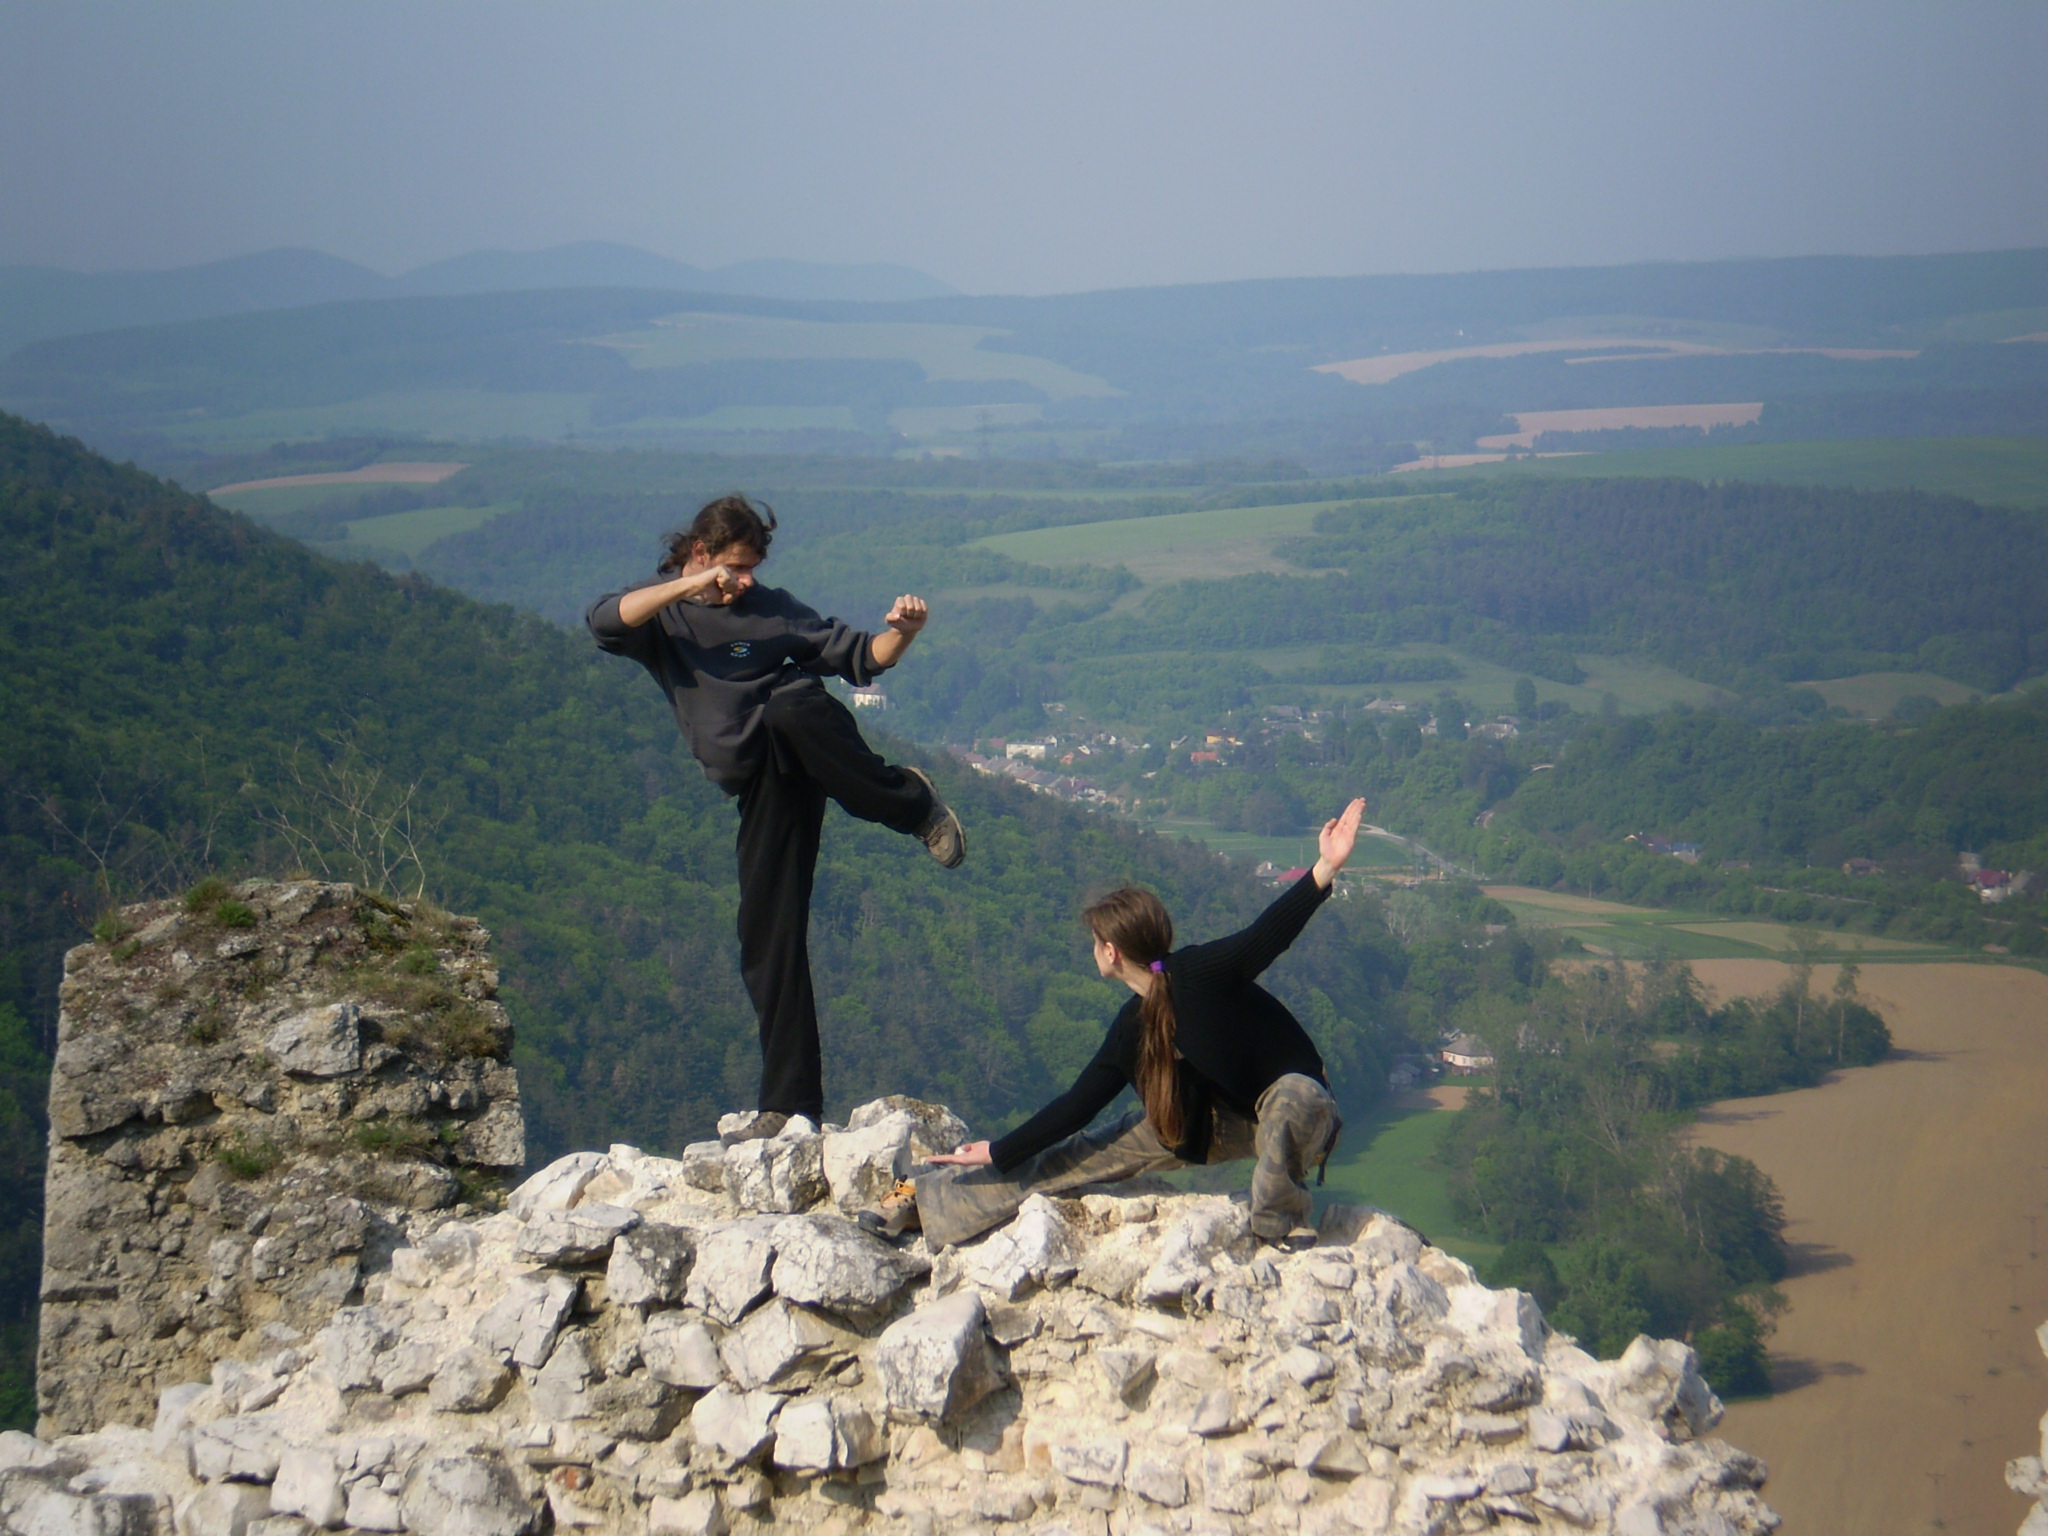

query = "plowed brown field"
[{"left": 1691, "top": 960, "right": 2048, "bottom": 1535}]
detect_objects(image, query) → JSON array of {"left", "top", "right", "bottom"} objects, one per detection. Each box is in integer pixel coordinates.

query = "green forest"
[{"left": 1452, "top": 958, "right": 1889, "bottom": 1395}]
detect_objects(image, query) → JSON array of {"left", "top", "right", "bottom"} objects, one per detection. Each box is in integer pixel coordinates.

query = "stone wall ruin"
[{"left": 37, "top": 881, "right": 524, "bottom": 1437}]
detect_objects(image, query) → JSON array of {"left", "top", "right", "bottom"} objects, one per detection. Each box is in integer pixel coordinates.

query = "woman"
[{"left": 905, "top": 797, "right": 1367, "bottom": 1250}]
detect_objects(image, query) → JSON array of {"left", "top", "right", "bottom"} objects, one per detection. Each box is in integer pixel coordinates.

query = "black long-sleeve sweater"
[
  {"left": 586, "top": 582, "right": 883, "bottom": 792},
  {"left": 988, "top": 872, "right": 1332, "bottom": 1171}
]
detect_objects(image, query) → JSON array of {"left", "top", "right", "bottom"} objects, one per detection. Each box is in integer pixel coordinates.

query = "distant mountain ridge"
[{"left": 0, "top": 241, "right": 960, "bottom": 357}]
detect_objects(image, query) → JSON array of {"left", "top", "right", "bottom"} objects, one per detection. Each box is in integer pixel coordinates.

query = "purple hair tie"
[{"left": 1148, "top": 959, "right": 1166, "bottom": 973}]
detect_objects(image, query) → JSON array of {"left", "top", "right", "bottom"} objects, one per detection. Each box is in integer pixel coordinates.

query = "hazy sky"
[{"left": 4, "top": 1, "right": 2044, "bottom": 295}]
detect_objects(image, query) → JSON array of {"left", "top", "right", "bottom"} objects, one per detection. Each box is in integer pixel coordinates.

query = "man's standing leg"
[{"left": 735, "top": 745, "right": 829, "bottom": 1123}]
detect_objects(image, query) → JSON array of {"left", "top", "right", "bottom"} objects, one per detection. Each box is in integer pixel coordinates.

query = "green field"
[
  {"left": 1485, "top": 884, "right": 1972, "bottom": 963},
  {"left": 1245, "top": 641, "right": 1732, "bottom": 717},
  {"left": 1794, "top": 670, "right": 1981, "bottom": 717},
  {"left": 341, "top": 504, "right": 511, "bottom": 560},
  {"left": 972, "top": 498, "right": 1429, "bottom": 584},
  {"left": 210, "top": 482, "right": 392, "bottom": 517},
  {"left": 592, "top": 310, "right": 1117, "bottom": 401},
  {"left": 1317, "top": 1099, "right": 1493, "bottom": 1265},
  {"left": 1415, "top": 437, "right": 2048, "bottom": 511}
]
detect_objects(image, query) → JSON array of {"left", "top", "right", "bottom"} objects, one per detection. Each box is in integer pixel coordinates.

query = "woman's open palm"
[{"left": 1319, "top": 798, "right": 1368, "bottom": 873}]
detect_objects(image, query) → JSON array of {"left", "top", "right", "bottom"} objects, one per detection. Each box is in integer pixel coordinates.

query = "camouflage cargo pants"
[{"left": 915, "top": 1072, "right": 1340, "bottom": 1250}]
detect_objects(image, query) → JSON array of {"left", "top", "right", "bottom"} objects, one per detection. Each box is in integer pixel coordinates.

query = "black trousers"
[{"left": 736, "top": 685, "right": 932, "bottom": 1121}]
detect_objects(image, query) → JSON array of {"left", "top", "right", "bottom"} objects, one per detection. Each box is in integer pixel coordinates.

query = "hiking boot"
[
  {"left": 856, "top": 1178, "right": 922, "bottom": 1240},
  {"left": 906, "top": 768, "right": 966, "bottom": 869},
  {"left": 719, "top": 1110, "right": 788, "bottom": 1146}
]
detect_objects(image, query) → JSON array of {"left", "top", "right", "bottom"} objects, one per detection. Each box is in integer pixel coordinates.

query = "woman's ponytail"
[{"left": 1084, "top": 887, "right": 1181, "bottom": 1146}]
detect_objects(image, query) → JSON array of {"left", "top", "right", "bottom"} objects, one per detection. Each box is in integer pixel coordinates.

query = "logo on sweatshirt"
[{"left": 729, "top": 642, "right": 752, "bottom": 658}]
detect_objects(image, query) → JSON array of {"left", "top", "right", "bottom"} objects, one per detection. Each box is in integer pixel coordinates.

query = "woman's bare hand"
[
  {"left": 927, "top": 1139, "right": 992, "bottom": 1166},
  {"left": 1312, "top": 797, "right": 1368, "bottom": 887}
]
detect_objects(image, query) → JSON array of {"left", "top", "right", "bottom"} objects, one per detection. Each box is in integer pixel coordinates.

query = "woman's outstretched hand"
[
  {"left": 928, "top": 1139, "right": 993, "bottom": 1167},
  {"left": 1311, "top": 798, "right": 1368, "bottom": 888}
]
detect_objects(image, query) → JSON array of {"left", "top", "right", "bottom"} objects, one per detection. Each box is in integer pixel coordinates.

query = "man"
[{"left": 587, "top": 494, "right": 966, "bottom": 1130}]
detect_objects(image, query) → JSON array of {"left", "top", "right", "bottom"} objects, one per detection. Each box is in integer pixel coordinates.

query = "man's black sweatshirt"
[
  {"left": 988, "top": 872, "right": 1333, "bottom": 1171},
  {"left": 587, "top": 583, "right": 883, "bottom": 792}
]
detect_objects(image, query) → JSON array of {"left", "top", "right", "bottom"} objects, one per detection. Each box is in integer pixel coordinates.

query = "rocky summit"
[{"left": 15, "top": 898, "right": 1780, "bottom": 1536}]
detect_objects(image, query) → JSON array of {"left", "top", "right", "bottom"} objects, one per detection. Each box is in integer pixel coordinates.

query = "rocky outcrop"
[
  {"left": 23, "top": 891, "right": 1779, "bottom": 1535},
  {"left": 37, "top": 881, "right": 524, "bottom": 1438},
  {"left": 22, "top": 1132, "right": 1777, "bottom": 1535}
]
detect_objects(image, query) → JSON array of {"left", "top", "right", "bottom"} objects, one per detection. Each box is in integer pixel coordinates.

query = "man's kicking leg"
[
  {"left": 735, "top": 745, "right": 829, "bottom": 1124},
  {"left": 760, "top": 686, "right": 965, "bottom": 866}
]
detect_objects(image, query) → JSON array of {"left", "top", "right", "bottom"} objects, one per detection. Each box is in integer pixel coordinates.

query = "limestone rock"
[
  {"left": 684, "top": 1221, "right": 778, "bottom": 1326},
  {"left": 607, "top": 1223, "right": 694, "bottom": 1307},
  {"left": 458, "top": 1102, "right": 527, "bottom": 1168},
  {"left": 177, "top": 1481, "right": 274, "bottom": 1536},
  {"left": 270, "top": 1447, "right": 345, "bottom": 1529},
  {"left": 874, "top": 1292, "right": 1004, "bottom": 1424},
  {"left": 648, "top": 1490, "right": 725, "bottom": 1536},
  {"left": 508, "top": 1152, "right": 608, "bottom": 1221},
  {"left": 957, "top": 1193, "right": 1078, "bottom": 1300},
  {"left": 721, "top": 1130, "right": 825, "bottom": 1214},
  {"left": 1139, "top": 1200, "right": 1251, "bottom": 1303},
  {"left": 771, "top": 1395, "right": 885, "bottom": 1472},
  {"left": 345, "top": 1482, "right": 406, "bottom": 1532},
  {"left": 513, "top": 1203, "right": 640, "bottom": 1266},
  {"left": 317, "top": 1306, "right": 397, "bottom": 1393},
  {"left": 429, "top": 1345, "right": 513, "bottom": 1412},
  {"left": 1051, "top": 1435, "right": 1128, "bottom": 1488},
  {"left": 1603, "top": 1335, "right": 1723, "bottom": 1441},
  {"left": 689, "top": 1385, "right": 781, "bottom": 1467},
  {"left": 472, "top": 1273, "right": 579, "bottom": 1367},
  {"left": 718, "top": 1298, "right": 860, "bottom": 1391},
  {"left": 678, "top": 1143, "right": 726, "bottom": 1193},
  {"left": 30, "top": 1067, "right": 1785, "bottom": 1536},
  {"left": 192, "top": 1417, "right": 284, "bottom": 1483},
  {"left": 820, "top": 1112, "right": 916, "bottom": 1211},
  {"left": 769, "top": 1213, "right": 927, "bottom": 1317},
  {"left": 399, "top": 1454, "right": 539, "bottom": 1536},
  {"left": 846, "top": 1095, "right": 969, "bottom": 1160},
  {"left": 264, "top": 1003, "right": 361, "bottom": 1078},
  {"left": 641, "top": 1315, "right": 724, "bottom": 1391}
]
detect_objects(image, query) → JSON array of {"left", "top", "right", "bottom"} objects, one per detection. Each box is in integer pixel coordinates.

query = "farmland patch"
[
  {"left": 1477, "top": 402, "right": 1763, "bottom": 449},
  {"left": 1796, "top": 670, "right": 1982, "bottom": 717},
  {"left": 1697, "top": 960, "right": 2048, "bottom": 1536},
  {"left": 971, "top": 498, "right": 1433, "bottom": 585}
]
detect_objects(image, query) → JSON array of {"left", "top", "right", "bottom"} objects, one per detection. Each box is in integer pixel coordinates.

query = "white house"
[{"left": 1440, "top": 1032, "right": 1495, "bottom": 1074}]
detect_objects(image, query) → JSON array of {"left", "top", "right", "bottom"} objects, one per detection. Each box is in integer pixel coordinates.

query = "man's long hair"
[
  {"left": 658, "top": 494, "right": 778, "bottom": 574},
  {"left": 1084, "top": 887, "right": 1181, "bottom": 1145}
]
